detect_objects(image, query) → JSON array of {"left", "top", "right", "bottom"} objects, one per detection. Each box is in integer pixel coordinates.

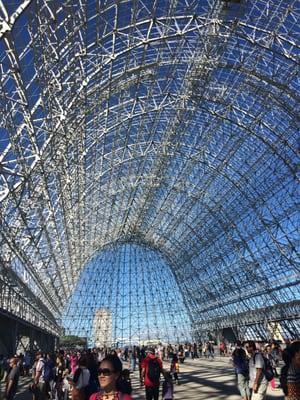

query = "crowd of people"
[
  {"left": 231, "top": 340, "right": 300, "bottom": 400},
  {"left": 0, "top": 340, "right": 299, "bottom": 400},
  {"left": 0, "top": 344, "right": 184, "bottom": 400}
]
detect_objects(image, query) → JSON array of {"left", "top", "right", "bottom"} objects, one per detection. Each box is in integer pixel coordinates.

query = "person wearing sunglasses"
[{"left": 89, "top": 355, "right": 133, "bottom": 400}]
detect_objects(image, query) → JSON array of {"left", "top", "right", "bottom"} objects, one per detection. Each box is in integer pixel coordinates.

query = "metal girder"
[
  {"left": 194, "top": 300, "right": 300, "bottom": 333},
  {"left": 0, "top": 0, "right": 299, "bottom": 340},
  {"left": 0, "top": 260, "right": 60, "bottom": 336}
]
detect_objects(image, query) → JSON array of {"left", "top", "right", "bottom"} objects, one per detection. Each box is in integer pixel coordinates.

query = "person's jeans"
[
  {"left": 130, "top": 358, "right": 136, "bottom": 371},
  {"left": 145, "top": 385, "right": 159, "bottom": 400},
  {"left": 237, "top": 374, "right": 250, "bottom": 399},
  {"left": 250, "top": 380, "right": 268, "bottom": 400}
]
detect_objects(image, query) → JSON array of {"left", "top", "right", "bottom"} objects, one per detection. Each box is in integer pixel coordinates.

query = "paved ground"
[
  {"left": 130, "top": 356, "right": 284, "bottom": 399},
  {"left": 4, "top": 356, "right": 284, "bottom": 400}
]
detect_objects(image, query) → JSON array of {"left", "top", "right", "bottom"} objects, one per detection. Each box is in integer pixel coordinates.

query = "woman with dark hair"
[
  {"left": 89, "top": 355, "right": 133, "bottom": 400},
  {"left": 54, "top": 356, "right": 65, "bottom": 400},
  {"left": 232, "top": 347, "right": 250, "bottom": 400},
  {"left": 70, "top": 357, "right": 90, "bottom": 400},
  {"left": 86, "top": 351, "right": 99, "bottom": 397},
  {"left": 280, "top": 341, "right": 300, "bottom": 399}
]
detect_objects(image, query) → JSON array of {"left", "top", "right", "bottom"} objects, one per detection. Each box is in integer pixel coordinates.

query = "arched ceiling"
[
  {"left": 0, "top": 0, "right": 299, "bottom": 334},
  {"left": 62, "top": 241, "right": 192, "bottom": 345}
]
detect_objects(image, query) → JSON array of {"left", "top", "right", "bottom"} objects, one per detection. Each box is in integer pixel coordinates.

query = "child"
[
  {"left": 170, "top": 355, "right": 179, "bottom": 385},
  {"left": 162, "top": 372, "right": 174, "bottom": 400}
]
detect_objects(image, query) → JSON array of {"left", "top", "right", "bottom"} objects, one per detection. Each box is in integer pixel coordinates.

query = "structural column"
[{"left": 0, "top": 314, "right": 18, "bottom": 355}]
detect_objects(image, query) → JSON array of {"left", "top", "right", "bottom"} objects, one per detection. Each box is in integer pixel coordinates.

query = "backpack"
[
  {"left": 254, "top": 353, "right": 275, "bottom": 382},
  {"left": 147, "top": 358, "right": 161, "bottom": 382},
  {"left": 234, "top": 356, "right": 249, "bottom": 377},
  {"left": 73, "top": 367, "right": 82, "bottom": 384},
  {"left": 233, "top": 348, "right": 249, "bottom": 377},
  {"left": 43, "top": 360, "right": 55, "bottom": 382}
]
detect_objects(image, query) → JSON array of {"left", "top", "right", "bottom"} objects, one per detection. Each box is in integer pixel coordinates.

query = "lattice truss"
[
  {"left": 0, "top": 0, "right": 299, "bottom": 340},
  {"left": 63, "top": 242, "right": 192, "bottom": 345}
]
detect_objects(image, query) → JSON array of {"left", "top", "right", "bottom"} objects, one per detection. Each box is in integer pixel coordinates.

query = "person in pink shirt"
[
  {"left": 70, "top": 353, "right": 78, "bottom": 375},
  {"left": 89, "top": 355, "right": 133, "bottom": 400}
]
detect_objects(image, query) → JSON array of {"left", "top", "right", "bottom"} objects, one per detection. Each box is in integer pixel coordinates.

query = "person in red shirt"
[{"left": 141, "top": 348, "right": 163, "bottom": 400}]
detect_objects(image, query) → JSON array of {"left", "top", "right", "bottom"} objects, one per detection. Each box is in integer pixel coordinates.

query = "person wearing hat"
[{"left": 141, "top": 348, "right": 163, "bottom": 400}]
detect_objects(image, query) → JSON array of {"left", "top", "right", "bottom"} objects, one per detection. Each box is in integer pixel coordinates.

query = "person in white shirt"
[
  {"left": 34, "top": 352, "right": 48, "bottom": 400},
  {"left": 246, "top": 341, "right": 268, "bottom": 400}
]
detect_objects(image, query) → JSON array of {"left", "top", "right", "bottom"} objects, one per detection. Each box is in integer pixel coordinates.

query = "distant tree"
[{"left": 59, "top": 335, "right": 87, "bottom": 349}]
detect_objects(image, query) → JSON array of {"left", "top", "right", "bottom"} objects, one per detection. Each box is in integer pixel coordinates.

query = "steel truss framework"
[
  {"left": 0, "top": 0, "right": 299, "bottom": 342},
  {"left": 63, "top": 242, "right": 192, "bottom": 345},
  {"left": 195, "top": 301, "right": 300, "bottom": 339},
  {"left": 0, "top": 263, "right": 60, "bottom": 336}
]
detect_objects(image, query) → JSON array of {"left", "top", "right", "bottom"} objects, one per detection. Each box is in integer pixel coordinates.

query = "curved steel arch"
[{"left": 0, "top": 0, "right": 299, "bottom": 341}]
